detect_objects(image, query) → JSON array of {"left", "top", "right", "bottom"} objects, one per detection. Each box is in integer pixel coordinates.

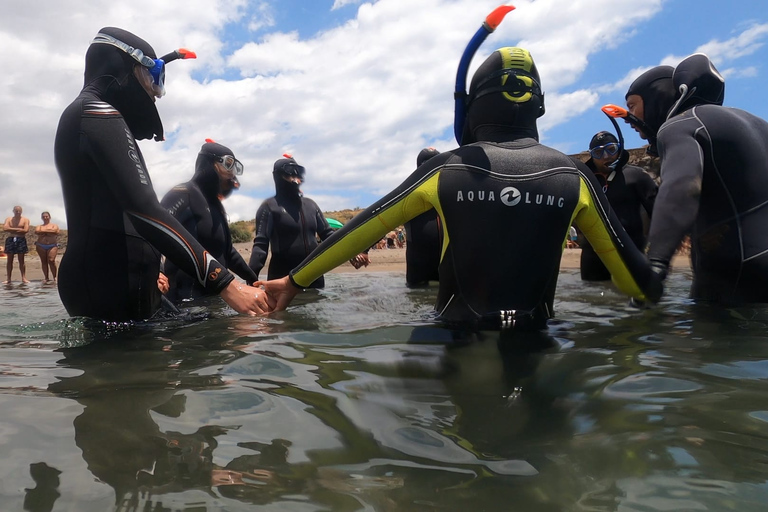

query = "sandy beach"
[{"left": 3, "top": 245, "right": 690, "bottom": 284}]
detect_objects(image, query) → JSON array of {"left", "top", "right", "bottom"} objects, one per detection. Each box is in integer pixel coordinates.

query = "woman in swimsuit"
[{"left": 35, "top": 212, "right": 60, "bottom": 283}]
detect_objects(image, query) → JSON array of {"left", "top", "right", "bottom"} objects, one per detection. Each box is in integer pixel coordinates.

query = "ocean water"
[{"left": 1, "top": 269, "right": 767, "bottom": 511}]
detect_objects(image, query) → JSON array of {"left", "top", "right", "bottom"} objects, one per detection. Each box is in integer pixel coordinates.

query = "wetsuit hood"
[
  {"left": 464, "top": 47, "right": 545, "bottom": 144},
  {"left": 273, "top": 156, "right": 304, "bottom": 199},
  {"left": 84, "top": 27, "right": 164, "bottom": 141},
  {"left": 417, "top": 147, "right": 440, "bottom": 167},
  {"left": 194, "top": 141, "right": 236, "bottom": 200},
  {"left": 667, "top": 53, "right": 725, "bottom": 119},
  {"left": 625, "top": 65, "right": 675, "bottom": 154},
  {"left": 586, "top": 131, "right": 628, "bottom": 172}
]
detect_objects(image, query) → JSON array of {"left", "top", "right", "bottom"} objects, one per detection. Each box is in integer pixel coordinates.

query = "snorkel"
[
  {"left": 600, "top": 105, "right": 626, "bottom": 170},
  {"left": 454, "top": 3, "right": 516, "bottom": 144},
  {"left": 601, "top": 103, "right": 663, "bottom": 155}
]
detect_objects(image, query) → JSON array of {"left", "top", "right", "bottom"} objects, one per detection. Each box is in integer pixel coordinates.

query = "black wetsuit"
[
  {"left": 287, "top": 138, "right": 662, "bottom": 330},
  {"left": 161, "top": 178, "right": 257, "bottom": 302},
  {"left": 650, "top": 104, "right": 768, "bottom": 302},
  {"left": 404, "top": 211, "right": 442, "bottom": 286},
  {"left": 53, "top": 28, "right": 234, "bottom": 321},
  {"left": 249, "top": 178, "right": 334, "bottom": 289},
  {"left": 580, "top": 151, "right": 657, "bottom": 281}
]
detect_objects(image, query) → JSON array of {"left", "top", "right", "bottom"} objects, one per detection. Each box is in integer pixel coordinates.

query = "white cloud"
[{"left": 2, "top": 0, "right": 765, "bottom": 233}]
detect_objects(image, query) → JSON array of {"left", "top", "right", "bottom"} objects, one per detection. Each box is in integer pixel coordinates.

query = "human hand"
[
  {"left": 157, "top": 272, "right": 170, "bottom": 294},
  {"left": 220, "top": 281, "right": 273, "bottom": 316},
  {"left": 254, "top": 276, "right": 301, "bottom": 312},
  {"left": 349, "top": 253, "right": 370, "bottom": 269}
]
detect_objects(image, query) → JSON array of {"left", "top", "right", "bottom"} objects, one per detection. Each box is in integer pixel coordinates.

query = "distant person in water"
[
  {"left": 53, "top": 27, "right": 269, "bottom": 320},
  {"left": 258, "top": 47, "right": 663, "bottom": 331},
  {"left": 579, "top": 131, "right": 656, "bottom": 281},
  {"left": 623, "top": 53, "right": 768, "bottom": 303},
  {"left": 249, "top": 154, "right": 368, "bottom": 288},
  {"left": 404, "top": 147, "right": 442, "bottom": 286},
  {"left": 35, "top": 211, "right": 60, "bottom": 283},
  {"left": 161, "top": 140, "right": 258, "bottom": 303},
  {"left": 3, "top": 205, "right": 30, "bottom": 284}
]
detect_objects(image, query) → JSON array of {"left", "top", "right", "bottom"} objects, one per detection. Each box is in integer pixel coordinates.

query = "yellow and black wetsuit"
[{"left": 288, "top": 138, "right": 662, "bottom": 330}]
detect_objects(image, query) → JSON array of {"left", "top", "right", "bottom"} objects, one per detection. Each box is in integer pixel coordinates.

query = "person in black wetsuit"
[
  {"left": 258, "top": 47, "right": 663, "bottom": 332},
  {"left": 403, "top": 147, "right": 442, "bottom": 286},
  {"left": 579, "top": 131, "right": 657, "bottom": 281},
  {"left": 248, "top": 155, "right": 367, "bottom": 288},
  {"left": 53, "top": 27, "right": 269, "bottom": 321},
  {"left": 160, "top": 140, "right": 258, "bottom": 303},
  {"left": 624, "top": 53, "right": 768, "bottom": 303}
]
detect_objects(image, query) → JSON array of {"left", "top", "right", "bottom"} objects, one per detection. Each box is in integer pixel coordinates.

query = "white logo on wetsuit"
[
  {"left": 500, "top": 187, "right": 521, "bottom": 206},
  {"left": 456, "top": 186, "right": 564, "bottom": 207}
]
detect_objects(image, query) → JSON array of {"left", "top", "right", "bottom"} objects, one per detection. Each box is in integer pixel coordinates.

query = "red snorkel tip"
[
  {"left": 282, "top": 153, "right": 293, "bottom": 159},
  {"left": 177, "top": 48, "right": 197, "bottom": 60},
  {"left": 205, "top": 138, "right": 216, "bottom": 144},
  {"left": 602, "top": 104, "right": 629, "bottom": 118},
  {"left": 485, "top": 4, "right": 516, "bottom": 31}
]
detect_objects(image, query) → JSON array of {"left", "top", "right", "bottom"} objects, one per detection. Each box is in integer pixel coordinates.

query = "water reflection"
[{"left": 1, "top": 272, "right": 768, "bottom": 510}]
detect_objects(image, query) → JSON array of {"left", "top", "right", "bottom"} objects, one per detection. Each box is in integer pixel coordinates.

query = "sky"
[{"left": 1, "top": 0, "right": 767, "bottom": 228}]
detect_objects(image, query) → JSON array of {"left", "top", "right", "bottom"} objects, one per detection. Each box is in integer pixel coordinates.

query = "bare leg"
[
  {"left": 19, "top": 253, "right": 29, "bottom": 283},
  {"left": 4, "top": 255, "right": 13, "bottom": 283},
  {"left": 37, "top": 244, "right": 50, "bottom": 282},
  {"left": 48, "top": 247, "right": 58, "bottom": 282}
]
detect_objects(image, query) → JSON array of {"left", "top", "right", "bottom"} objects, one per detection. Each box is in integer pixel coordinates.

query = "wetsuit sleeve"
[
  {"left": 289, "top": 167, "right": 440, "bottom": 288},
  {"left": 571, "top": 160, "right": 663, "bottom": 301},
  {"left": 314, "top": 204, "right": 335, "bottom": 241},
  {"left": 228, "top": 247, "right": 259, "bottom": 284},
  {"left": 82, "top": 115, "right": 234, "bottom": 293},
  {"left": 634, "top": 168, "right": 658, "bottom": 218},
  {"left": 248, "top": 201, "right": 272, "bottom": 277},
  {"left": 646, "top": 117, "right": 703, "bottom": 267}
]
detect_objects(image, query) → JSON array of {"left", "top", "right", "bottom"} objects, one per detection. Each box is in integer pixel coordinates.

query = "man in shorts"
[{"left": 3, "top": 205, "right": 31, "bottom": 284}]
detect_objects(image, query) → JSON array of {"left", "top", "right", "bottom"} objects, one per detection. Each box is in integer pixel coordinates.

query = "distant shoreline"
[{"left": 3, "top": 246, "right": 690, "bottom": 284}]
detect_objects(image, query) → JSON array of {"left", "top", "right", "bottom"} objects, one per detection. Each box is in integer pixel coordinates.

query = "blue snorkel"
[{"left": 454, "top": 3, "right": 516, "bottom": 145}]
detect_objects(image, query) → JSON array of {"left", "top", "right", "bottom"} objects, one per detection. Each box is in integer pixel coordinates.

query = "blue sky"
[{"left": 1, "top": 0, "right": 767, "bottom": 228}]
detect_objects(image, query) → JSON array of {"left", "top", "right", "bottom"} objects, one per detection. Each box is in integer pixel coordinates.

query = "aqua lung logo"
[
  {"left": 500, "top": 187, "right": 521, "bottom": 206},
  {"left": 456, "top": 186, "right": 565, "bottom": 207}
]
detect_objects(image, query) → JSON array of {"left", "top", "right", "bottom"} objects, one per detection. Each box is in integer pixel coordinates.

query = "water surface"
[{"left": 1, "top": 270, "right": 767, "bottom": 511}]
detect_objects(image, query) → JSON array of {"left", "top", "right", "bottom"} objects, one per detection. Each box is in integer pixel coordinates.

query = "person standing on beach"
[
  {"left": 161, "top": 140, "right": 258, "bottom": 302},
  {"left": 249, "top": 154, "right": 368, "bottom": 288},
  {"left": 34, "top": 211, "right": 60, "bottom": 284},
  {"left": 3, "top": 206, "right": 30, "bottom": 284},
  {"left": 622, "top": 53, "right": 768, "bottom": 303},
  {"left": 258, "top": 46, "right": 663, "bottom": 332},
  {"left": 53, "top": 27, "right": 270, "bottom": 321},
  {"left": 579, "top": 131, "right": 656, "bottom": 281}
]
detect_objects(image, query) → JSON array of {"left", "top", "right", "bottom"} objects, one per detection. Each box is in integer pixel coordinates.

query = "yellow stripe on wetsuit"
[
  {"left": 572, "top": 178, "right": 647, "bottom": 300},
  {"left": 292, "top": 173, "right": 444, "bottom": 288}
]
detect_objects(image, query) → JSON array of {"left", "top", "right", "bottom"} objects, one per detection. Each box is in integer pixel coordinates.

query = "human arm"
[
  {"left": 248, "top": 202, "right": 272, "bottom": 278},
  {"left": 573, "top": 162, "right": 663, "bottom": 302},
  {"left": 644, "top": 116, "right": 704, "bottom": 278}
]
